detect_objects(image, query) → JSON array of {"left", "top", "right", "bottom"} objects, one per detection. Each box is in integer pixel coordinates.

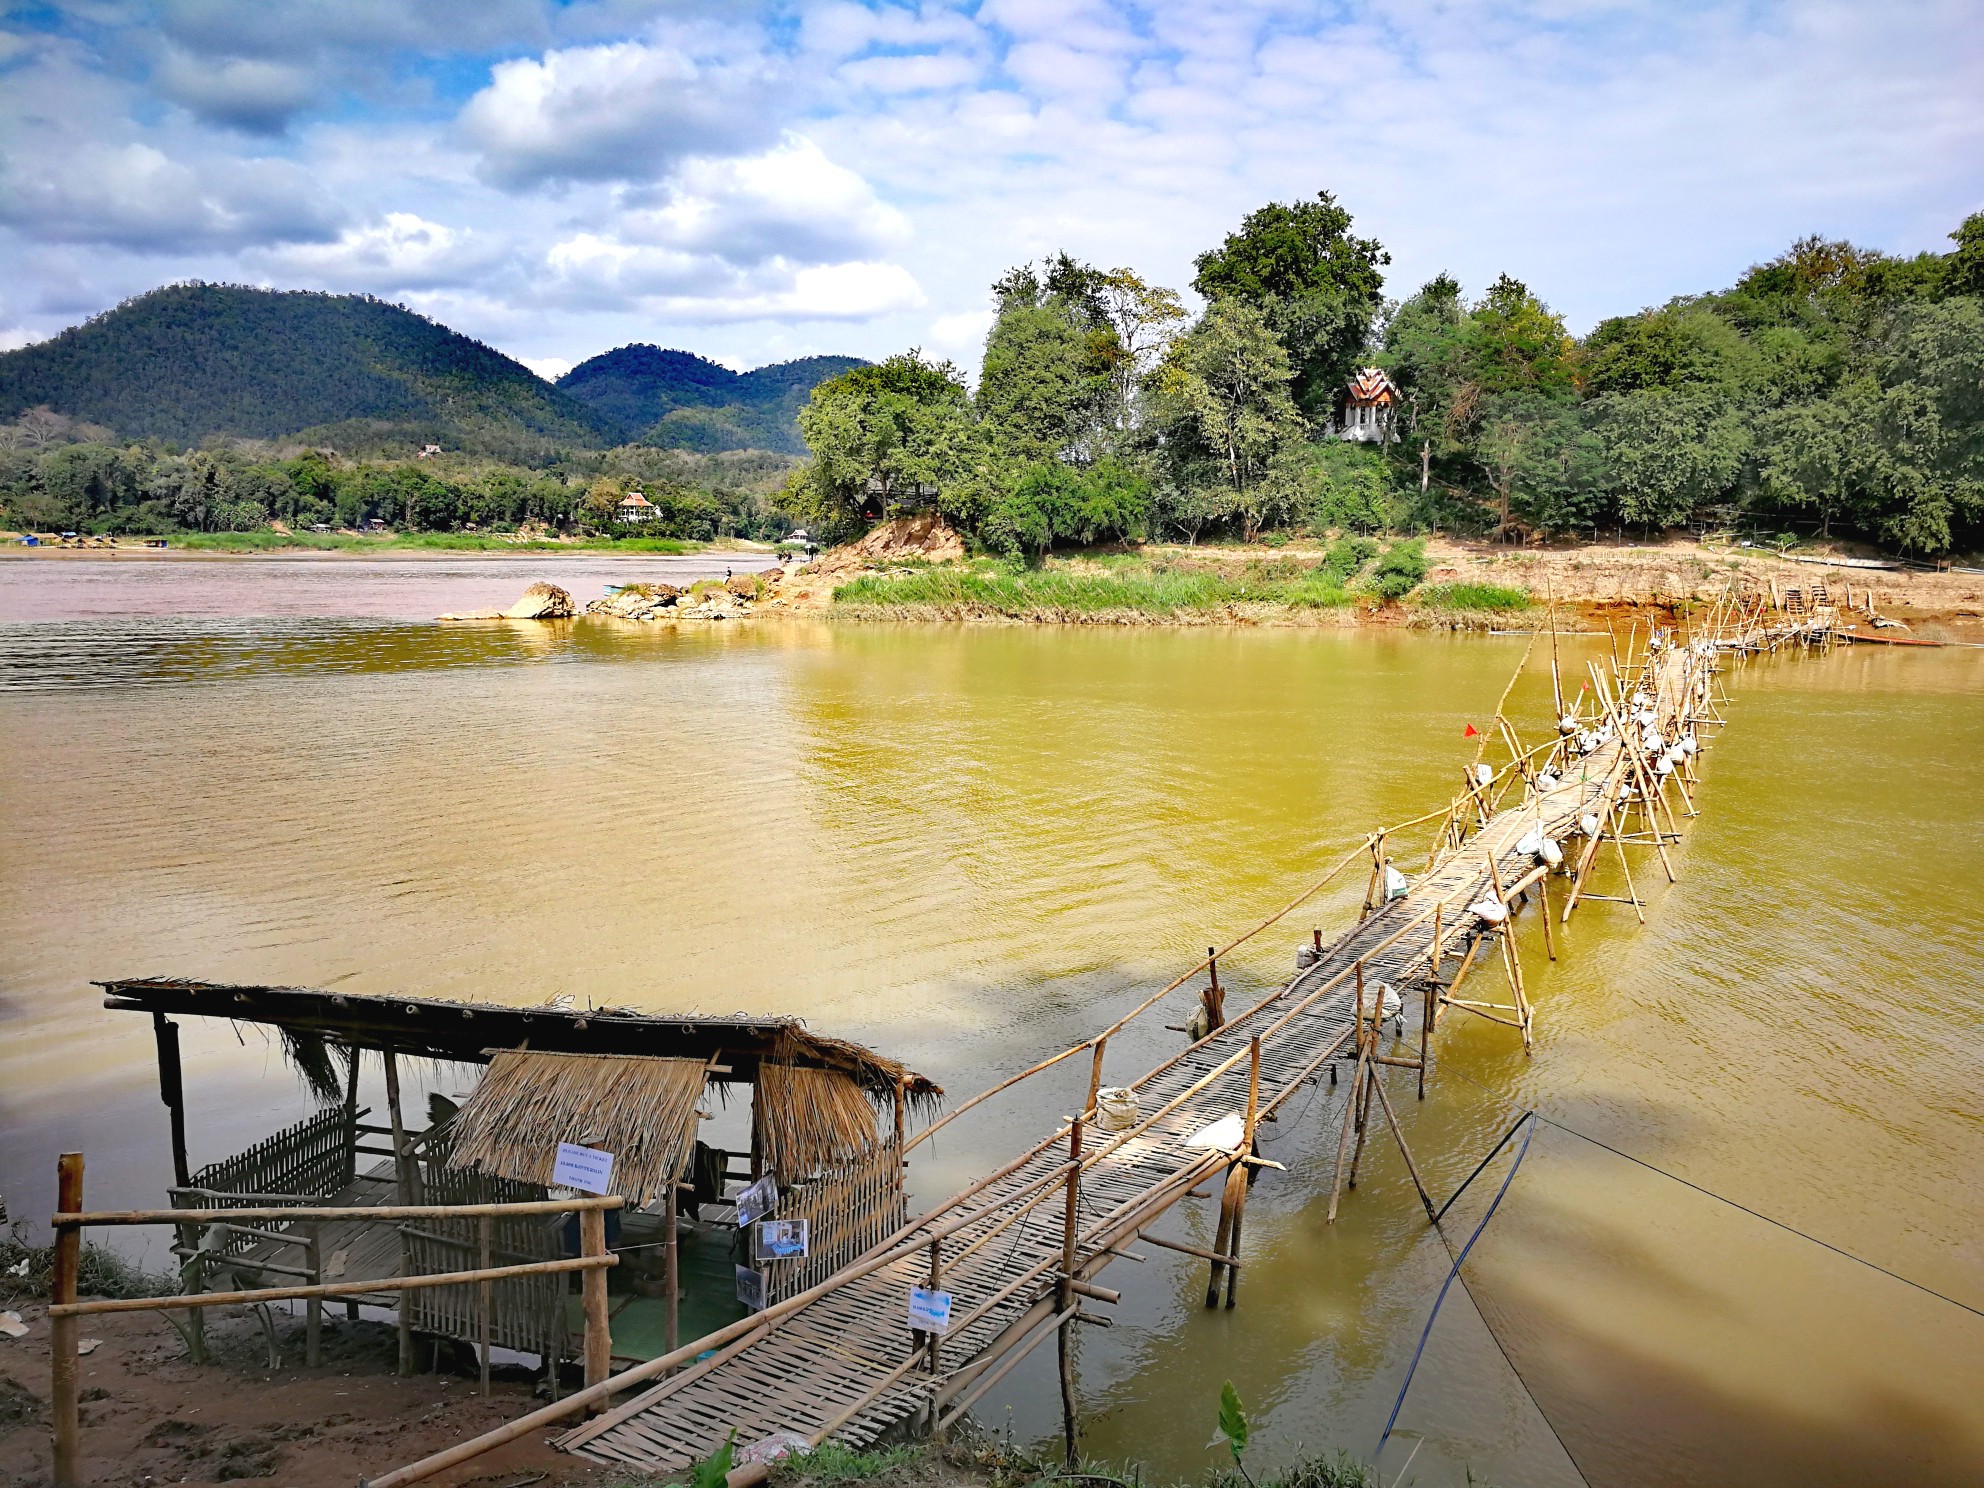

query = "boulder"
[
  {"left": 588, "top": 583, "right": 681, "bottom": 620},
  {"left": 505, "top": 582, "right": 574, "bottom": 619},
  {"left": 724, "top": 572, "right": 761, "bottom": 598}
]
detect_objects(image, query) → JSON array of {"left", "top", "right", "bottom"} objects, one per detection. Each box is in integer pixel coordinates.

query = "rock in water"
[{"left": 505, "top": 582, "right": 574, "bottom": 619}]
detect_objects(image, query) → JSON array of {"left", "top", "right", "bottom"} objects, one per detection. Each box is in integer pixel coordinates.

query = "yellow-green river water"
[{"left": 3, "top": 556, "right": 1981, "bottom": 1486}]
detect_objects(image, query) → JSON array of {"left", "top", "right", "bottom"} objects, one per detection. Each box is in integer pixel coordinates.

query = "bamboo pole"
[
  {"left": 57, "top": 1197, "right": 623, "bottom": 1226},
  {"left": 1058, "top": 1117, "right": 1083, "bottom": 1469},
  {"left": 384, "top": 1046, "right": 415, "bottom": 1376},
  {"left": 152, "top": 1013, "right": 205, "bottom": 1363},
  {"left": 663, "top": 1184, "right": 679, "bottom": 1371},
  {"left": 305, "top": 1223, "right": 323, "bottom": 1368},
  {"left": 1369, "top": 1070, "right": 1437, "bottom": 1221},
  {"left": 1484, "top": 851, "right": 1532, "bottom": 1051},
  {"left": 581, "top": 1207, "right": 610, "bottom": 1399},
  {"left": 51, "top": 1154, "right": 82, "bottom": 1488},
  {"left": 1224, "top": 1037, "right": 1261, "bottom": 1309},
  {"left": 478, "top": 1217, "right": 492, "bottom": 1397},
  {"left": 51, "top": 1254, "right": 617, "bottom": 1317}
]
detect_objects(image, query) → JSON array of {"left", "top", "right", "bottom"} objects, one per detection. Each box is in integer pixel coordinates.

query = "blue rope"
[{"left": 1375, "top": 1111, "right": 1536, "bottom": 1458}]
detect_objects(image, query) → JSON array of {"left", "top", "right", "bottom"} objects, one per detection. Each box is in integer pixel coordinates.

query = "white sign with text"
[{"left": 552, "top": 1142, "right": 615, "bottom": 1195}]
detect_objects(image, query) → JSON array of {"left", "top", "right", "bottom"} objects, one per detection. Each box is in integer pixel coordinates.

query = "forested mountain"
[
  {"left": 0, "top": 284, "right": 612, "bottom": 458},
  {"left": 558, "top": 346, "right": 867, "bottom": 454}
]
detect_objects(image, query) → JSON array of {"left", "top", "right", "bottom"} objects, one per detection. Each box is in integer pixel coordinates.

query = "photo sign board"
[
  {"left": 735, "top": 1265, "right": 765, "bottom": 1312},
  {"left": 907, "top": 1286, "right": 953, "bottom": 1335},
  {"left": 736, "top": 1174, "right": 778, "bottom": 1227},
  {"left": 757, "top": 1218, "right": 808, "bottom": 1260},
  {"left": 552, "top": 1141, "right": 615, "bottom": 1195}
]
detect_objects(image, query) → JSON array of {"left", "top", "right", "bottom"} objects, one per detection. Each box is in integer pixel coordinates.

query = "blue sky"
[{"left": 1, "top": 1, "right": 1979, "bottom": 379}]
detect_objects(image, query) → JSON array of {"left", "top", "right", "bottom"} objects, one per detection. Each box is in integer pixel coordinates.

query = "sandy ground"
[
  {"left": 767, "top": 528, "right": 1984, "bottom": 639},
  {"left": 0, "top": 1300, "right": 621, "bottom": 1488}
]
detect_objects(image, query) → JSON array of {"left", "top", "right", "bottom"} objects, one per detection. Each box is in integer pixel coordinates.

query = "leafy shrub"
[
  {"left": 1320, "top": 535, "right": 1379, "bottom": 583},
  {"left": 1414, "top": 582, "right": 1532, "bottom": 611},
  {"left": 1367, "top": 538, "right": 1430, "bottom": 600}
]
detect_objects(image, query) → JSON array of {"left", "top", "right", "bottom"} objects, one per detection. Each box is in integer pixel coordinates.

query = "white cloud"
[
  {"left": 625, "top": 136, "right": 910, "bottom": 268},
  {"left": 153, "top": 45, "right": 318, "bottom": 133},
  {"left": 254, "top": 212, "right": 499, "bottom": 290},
  {"left": 544, "top": 231, "right": 924, "bottom": 322},
  {"left": 0, "top": 142, "right": 340, "bottom": 251},
  {"left": 838, "top": 51, "right": 982, "bottom": 94},
  {"left": 459, "top": 36, "right": 781, "bottom": 188},
  {"left": 518, "top": 353, "right": 572, "bottom": 380}
]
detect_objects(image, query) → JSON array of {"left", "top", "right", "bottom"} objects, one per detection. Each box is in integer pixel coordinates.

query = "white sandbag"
[
  {"left": 1473, "top": 763, "right": 1494, "bottom": 787},
  {"left": 1516, "top": 829, "right": 1543, "bottom": 857},
  {"left": 1558, "top": 714, "right": 1578, "bottom": 735},
  {"left": 1540, "top": 837, "right": 1564, "bottom": 866},
  {"left": 1377, "top": 983, "right": 1402, "bottom": 1019},
  {"left": 1681, "top": 734, "right": 1699, "bottom": 756},
  {"left": 1536, "top": 771, "right": 1559, "bottom": 792},
  {"left": 1580, "top": 812, "right": 1600, "bottom": 836},
  {"left": 1096, "top": 1087, "right": 1141, "bottom": 1132},
  {"left": 1657, "top": 756, "right": 1674, "bottom": 775},
  {"left": 1384, "top": 865, "right": 1409, "bottom": 901},
  {"left": 1469, "top": 896, "right": 1508, "bottom": 924}
]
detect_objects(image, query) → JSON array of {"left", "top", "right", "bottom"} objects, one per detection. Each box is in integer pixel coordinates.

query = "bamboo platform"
[{"left": 561, "top": 638, "right": 1726, "bottom": 1475}]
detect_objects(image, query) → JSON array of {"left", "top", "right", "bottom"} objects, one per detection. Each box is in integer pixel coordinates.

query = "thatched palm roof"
[
  {"left": 99, "top": 978, "right": 941, "bottom": 1103},
  {"left": 448, "top": 1051, "right": 709, "bottom": 1206}
]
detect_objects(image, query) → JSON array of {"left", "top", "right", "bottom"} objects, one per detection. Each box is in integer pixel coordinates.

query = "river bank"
[{"left": 738, "top": 531, "right": 1984, "bottom": 640}]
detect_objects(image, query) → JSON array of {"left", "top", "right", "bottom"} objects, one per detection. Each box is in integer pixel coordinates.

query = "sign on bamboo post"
[{"left": 51, "top": 1153, "right": 82, "bottom": 1488}]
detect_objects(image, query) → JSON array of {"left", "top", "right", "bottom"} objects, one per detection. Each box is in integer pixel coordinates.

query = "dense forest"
[
  {"left": 0, "top": 285, "right": 852, "bottom": 538},
  {"left": 790, "top": 199, "right": 1984, "bottom": 556},
  {"left": 4, "top": 206, "right": 1978, "bottom": 554},
  {"left": 559, "top": 346, "right": 867, "bottom": 454}
]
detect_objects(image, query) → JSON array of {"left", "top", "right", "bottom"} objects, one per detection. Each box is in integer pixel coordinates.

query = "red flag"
[{"left": 1463, "top": 723, "right": 1479, "bottom": 738}]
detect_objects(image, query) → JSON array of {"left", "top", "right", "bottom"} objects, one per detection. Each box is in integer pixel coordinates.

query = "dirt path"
[{"left": 0, "top": 1300, "right": 617, "bottom": 1487}]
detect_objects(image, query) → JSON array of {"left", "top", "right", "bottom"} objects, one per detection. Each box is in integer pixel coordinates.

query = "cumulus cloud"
[
  {"left": 459, "top": 37, "right": 781, "bottom": 188},
  {"left": 544, "top": 231, "right": 924, "bottom": 322},
  {"left": 0, "top": 142, "right": 341, "bottom": 252},
  {"left": 623, "top": 137, "right": 910, "bottom": 268},
  {"left": 152, "top": 45, "right": 318, "bottom": 133},
  {"left": 253, "top": 212, "right": 501, "bottom": 290}
]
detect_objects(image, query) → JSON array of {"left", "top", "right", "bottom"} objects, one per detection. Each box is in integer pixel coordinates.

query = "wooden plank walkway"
[{"left": 562, "top": 641, "right": 1721, "bottom": 1473}]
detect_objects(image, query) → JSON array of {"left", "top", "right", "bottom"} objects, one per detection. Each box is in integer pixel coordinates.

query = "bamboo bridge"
[{"left": 368, "top": 587, "right": 1832, "bottom": 1488}]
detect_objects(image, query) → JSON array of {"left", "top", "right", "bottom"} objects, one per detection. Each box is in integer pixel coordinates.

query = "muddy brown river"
[{"left": 2, "top": 555, "right": 1980, "bottom": 1486}]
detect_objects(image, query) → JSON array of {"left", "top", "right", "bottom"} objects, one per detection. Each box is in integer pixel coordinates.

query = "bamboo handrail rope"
[
  {"left": 50, "top": 1254, "right": 615, "bottom": 1318},
  {"left": 56, "top": 1196, "right": 621, "bottom": 1227},
  {"left": 908, "top": 729, "right": 1570, "bottom": 1157}
]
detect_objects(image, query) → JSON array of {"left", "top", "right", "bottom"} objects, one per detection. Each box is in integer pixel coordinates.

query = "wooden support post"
[
  {"left": 1204, "top": 949, "right": 1224, "bottom": 1032},
  {"left": 383, "top": 1046, "right": 415, "bottom": 1376},
  {"left": 51, "top": 1153, "right": 82, "bottom": 1488},
  {"left": 925, "top": 1240, "right": 943, "bottom": 1378},
  {"left": 1085, "top": 1038, "right": 1107, "bottom": 1118},
  {"left": 1361, "top": 834, "right": 1386, "bottom": 919},
  {"left": 1370, "top": 1071, "right": 1438, "bottom": 1222},
  {"left": 477, "top": 1217, "right": 493, "bottom": 1396},
  {"left": 1484, "top": 853, "right": 1532, "bottom": 1052},
  {"left": 663, "top": 1184, "right": 679, "bottom": 1372},
  {"left": 153, "top": 1013, "right": 206, "bottom": 1363},
  {"left": 1058, "top": 1117, "right": 1084, "bottom": 1468},
  {"left": 1537, "top": 870, "right": 1556, "bottom": 960},
  {"left": 580, "top": 1204, "right": 611, "bottom": 1405},
  {"left": 1224, "top": 1037, "right": 1261, "bottom": 1309},
  {"left": 305, "top": 1223, "right": 323, "bottom": 1368},
  {"left": 1418, "top": 975, "right": 1433, "bottom": 1102}
]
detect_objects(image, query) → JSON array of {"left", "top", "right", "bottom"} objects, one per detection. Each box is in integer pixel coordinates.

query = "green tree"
[
  {"left": 793, "top": 352, "right": 982, "bottom": 536},
  {"left": 978, "top": 293, "right": 1114, "bottom": 465},
  {"left": 1591, "top": 389, "right": 1746, "bottom": 528},
  {"left": 1947, "top": 211, "right": 1984, "bottom": 298},
  {"left": 1192, "top": 190, "right": 1390, "bottom": 421},
  {"left": 1148, "top": 299, "right": 1305, "bottom": 539}
]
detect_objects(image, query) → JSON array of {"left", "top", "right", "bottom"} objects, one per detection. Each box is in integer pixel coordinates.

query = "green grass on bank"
[
  {"left": 141, "top": 530, "right": 697, "bottom": 555},
  {"left": 1412, "top": 581, "right": 1534, "bottom": 612},
  {"left": 833, "top": 557, "right": 1358, "bottom": 617}
]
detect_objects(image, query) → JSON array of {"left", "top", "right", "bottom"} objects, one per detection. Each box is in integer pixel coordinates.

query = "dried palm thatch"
[
  {"left": 447, "top": 1050, "right": 707, "bottom": 1206},
  {"left": 754, "top": 1062, "right": 886, "bottom": 1182}
]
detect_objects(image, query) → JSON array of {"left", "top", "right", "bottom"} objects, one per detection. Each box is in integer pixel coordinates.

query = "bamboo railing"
[{"left": 44, "top": 1152, "right": 622, "bottom": 1488}]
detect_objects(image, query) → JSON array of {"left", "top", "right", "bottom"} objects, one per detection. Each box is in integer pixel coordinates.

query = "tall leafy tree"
[
  {"left": 1148, "top": 299, "right": 1305, "bottom": 539},
  {"left": 1192, "top": 190, "right": 1390, "bottom": 422},
  {"left": 792, "top": 352, "right": 982, "bottom": 535}
]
